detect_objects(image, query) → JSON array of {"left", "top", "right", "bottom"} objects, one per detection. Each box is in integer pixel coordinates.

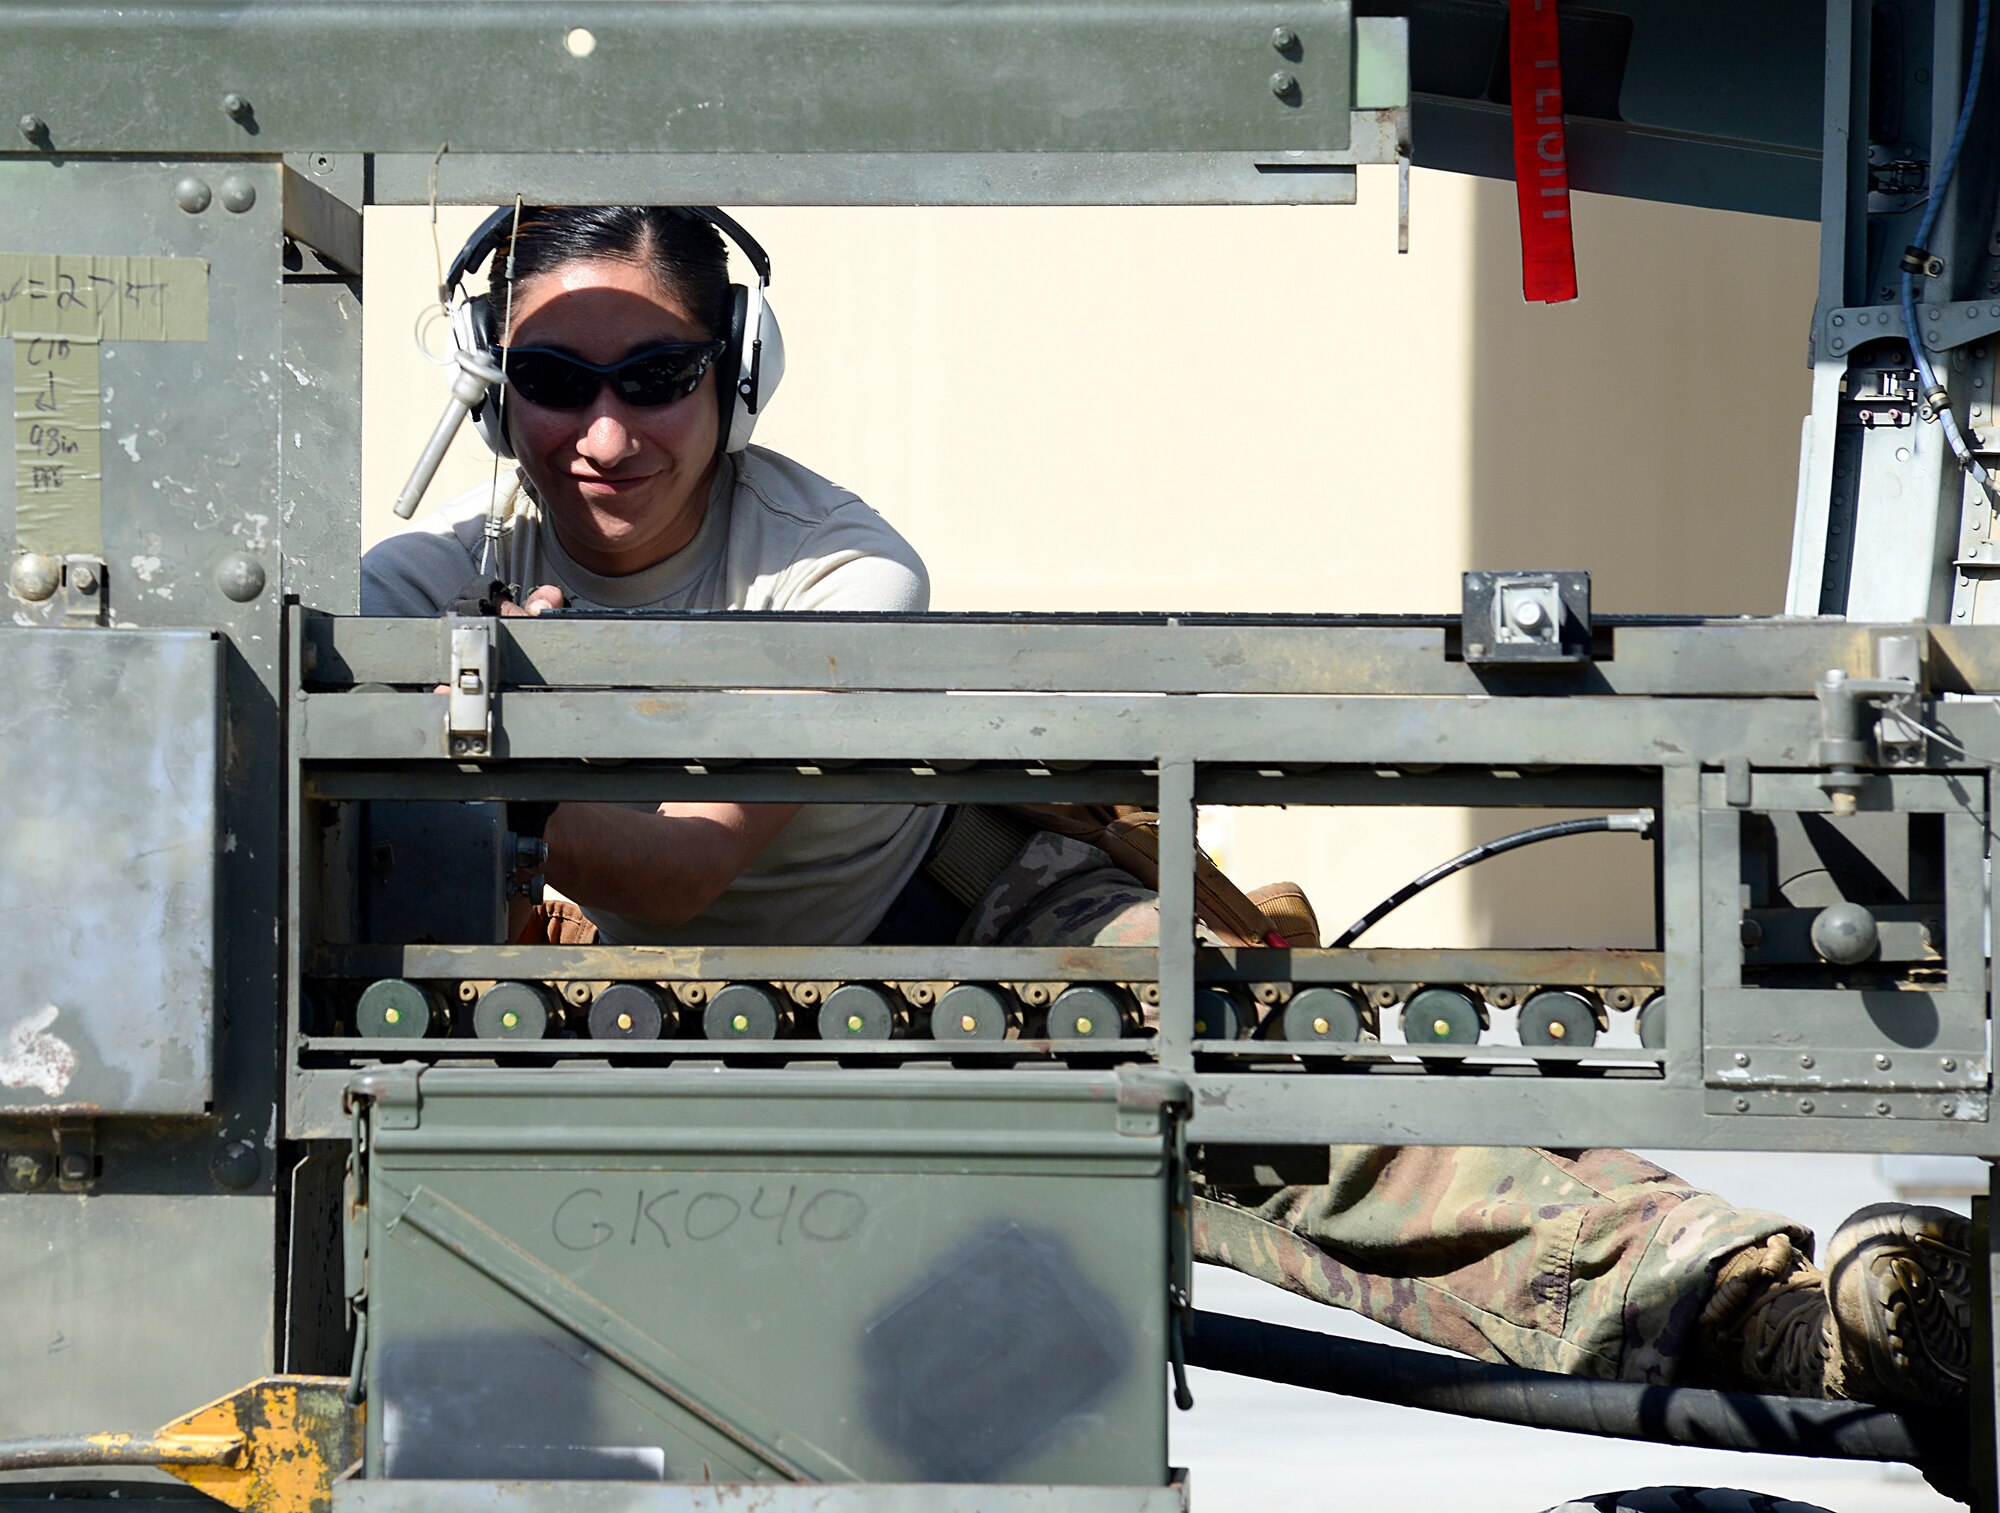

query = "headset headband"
[{"left": 442, "top": 204, "right": 772, "bottom": 307}]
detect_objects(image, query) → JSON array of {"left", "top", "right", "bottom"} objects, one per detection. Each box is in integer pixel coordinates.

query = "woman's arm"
[{"left": 542, "top": 800, "right": 802, "bottom": 930}]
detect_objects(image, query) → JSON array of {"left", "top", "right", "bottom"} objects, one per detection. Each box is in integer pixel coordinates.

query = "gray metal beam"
[
  {"left": 302, "top": 614, "right": 2000, "bottom": 697},
  {"left": 0, "top": 2, "right": 1352, "bottom": 157}
]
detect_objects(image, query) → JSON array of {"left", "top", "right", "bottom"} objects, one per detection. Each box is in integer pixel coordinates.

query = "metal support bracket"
[
  {"left": 1461, "top": 570, "right": 1592, "bottom": 664},
  {"left": 54, "top": 1117, "right": 98, "bottom": 1191},
  {"left": 444, "top": 617, "right": 495, "bottom": 758},
  {"left": 60, "top": 556, "right": 107, "bottom": 625},
  {"left": 1824, "top": 299, "right": 2000, "bottom": 360}
]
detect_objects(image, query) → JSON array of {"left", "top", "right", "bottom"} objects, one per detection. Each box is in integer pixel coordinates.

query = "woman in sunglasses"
[{"left": 363, "top": 205, "right": 941, "bottom": 947}]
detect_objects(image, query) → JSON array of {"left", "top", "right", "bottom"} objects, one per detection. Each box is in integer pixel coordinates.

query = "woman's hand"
[{"left": 501, "top": 584, "right": 566, "bottom": 616}]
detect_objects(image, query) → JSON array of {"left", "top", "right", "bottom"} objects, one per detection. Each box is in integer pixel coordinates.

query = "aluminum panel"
[
  {"left": 0, "top": 1192, "right": 274, "bottom": 1445},
  {"left": 0, "top": 629, "right": 218, "bottom": 1114}
]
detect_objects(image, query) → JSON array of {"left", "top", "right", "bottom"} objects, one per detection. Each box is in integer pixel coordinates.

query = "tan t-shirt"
[{"left": 361, "top": 448, "right": 940, "bottom": 945}]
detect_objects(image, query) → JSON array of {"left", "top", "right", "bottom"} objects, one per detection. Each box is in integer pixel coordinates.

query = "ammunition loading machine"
[{"left": 4, "top": 3, "right": 2000, "bottom": 1509}]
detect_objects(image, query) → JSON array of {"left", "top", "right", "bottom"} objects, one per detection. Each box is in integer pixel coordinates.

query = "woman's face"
[{"left": 503, "top": 256, "right": 722, "bottom": 578}]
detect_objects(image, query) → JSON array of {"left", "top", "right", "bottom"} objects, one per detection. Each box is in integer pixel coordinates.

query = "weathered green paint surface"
[
  {"left": 357, "top": 1069, "right": 1173, "bottom": 1486},
  {"left": 0, "top": 2, "right": 1352, "bottom": 156}
]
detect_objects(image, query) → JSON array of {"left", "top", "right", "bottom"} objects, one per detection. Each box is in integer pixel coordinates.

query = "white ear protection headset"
[{"left": 442, "top": 204, "right": 785, "bottom": 460}]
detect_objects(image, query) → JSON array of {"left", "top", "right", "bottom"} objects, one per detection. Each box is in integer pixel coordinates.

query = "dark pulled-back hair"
[{"left": 495, "top": 206, "right": 733, "bottom": 339}]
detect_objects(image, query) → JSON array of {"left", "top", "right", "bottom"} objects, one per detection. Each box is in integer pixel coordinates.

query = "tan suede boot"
[
  {"left": 1823, "top": 1202, "right": 1971, "bottom": 1407},
  {"left": 1694, "top": 1205, "right": 1970, "bottom": 1406}
]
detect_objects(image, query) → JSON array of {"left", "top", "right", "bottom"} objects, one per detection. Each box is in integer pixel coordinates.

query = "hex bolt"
[
  {"left": 1270, "top": 70, "right": 1298, "bottom": 98},
  {"left": 18, "top": 112, "right": 46, "bottom": 142},
  {"left": 8, "top": 552, "right": 61, "bottom": 602},
  {"left": 4, "top": 1150, "right": 51, "bottom": 1192},
  {"left": 174, "top": 175, "right": 213, "bottom": 214},
  {"left": 219, "top": 174, "right": 257, "bottom": 213},
  {"left": 68, "top": 562, "right": 98, "bottom": 594},
  {"left": 221, "top": 91, "right": 251, "bottom": 120},
  {"left": 1271, "top": 25, "right": 1298, "bottom": 50}
]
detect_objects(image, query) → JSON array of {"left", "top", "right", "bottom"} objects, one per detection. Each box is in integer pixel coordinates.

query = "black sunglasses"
[{"left": 499, "top": 341, "right": 726, "bottom": 410}]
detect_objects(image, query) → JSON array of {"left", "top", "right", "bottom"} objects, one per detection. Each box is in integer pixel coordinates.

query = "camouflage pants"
[{"left": 969, "top": 832, "right": 1807, "bottom": 1385}]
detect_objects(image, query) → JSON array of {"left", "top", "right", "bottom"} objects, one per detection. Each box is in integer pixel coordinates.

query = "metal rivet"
[
  {"left": 210, "top": 1140, "right": 259, "bottom": 1191},
  {"left": 1876, "top": 1101, "right": 1892, "bottom": 1115},
  {"left": 174, "top": 175, "right": 213, "bottom": 214},
  {"left": 1270, "top": 70, "right": 1298, "bottom": 97},
  {"left": 565, "top": 26, "right": 598, "bottom": 57},
  {"left": 1831, "top": 313, "right": 1845, "bottom": 327},
  {"left": 18, "top": 112, "right": 46, "bottom": 142},
  {"left": 384, "top": 1006, "right": 401, "bottom": 1024},
  {"left": 1733, "top": 1097, "right": 1750, "bottom": 1112},
  {"left": 1896, "top": 446, "right": 1912, "bottom": 462},
  {"left": 1943, "top": 1057, "right": 1958, "bottom": 1072},
  {"left": 1311, "top": 1016, "right": 1330, "bottom": 1035},
  {"left": 1798, "top": 1054, "right": 1815, "bottom": 1069},
  {"left": 1733, "top": 1052, "right": 1750, "bottom": 1066},
  {"left": 221, "top": 91, "right": 251, "bottom": 120},
  {"left": 1271, "top": 25, "right": 1298, "bottom": 50},
  {"left": 501, "top": 1011, "right": 519, "bottom": 1029},
  {"left": 960, "top": 1014, "right": 977, "bottom": 1033},
  {"left": 1799, "top": 1098, "right": 1815, "bottom": 1113},
  {"left": 1830, "top": 337, "right": 1847, "bottom": 352},
  {"left": 731, "top": 1013, "right": 749, "bottom": 1032},
  {"left": 1874, "top": 1053, "right": 1892, "bottom": 1070},
  {"left": 1942, "top": 1101, "right": 1957, "bottom": 1117},
  {"left": 845, "top": 1014, "right": 864, "bottom": 1033},
  {"left": 616, "top": 1012, "right": 632, "bottom": 1031},
  {"left": 4, "top": 1150, "right": 51, "bottom": 1192},
  {"left": 1076, "top": 1016, "right": 1095, "bottom": 1036},
  {"left": 214, "top": 552, "right": 266, "bottom": 602},
  {"left": 219, "top": 174, "right": 257, "bottom": 213},
  {"left": 9, "top": 552, "right": 60, "bottom": 602}
]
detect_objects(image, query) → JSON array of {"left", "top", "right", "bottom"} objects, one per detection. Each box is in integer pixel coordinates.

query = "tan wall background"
[{"left": 361, "top": 171, "right": 1816, "bottom": 952}]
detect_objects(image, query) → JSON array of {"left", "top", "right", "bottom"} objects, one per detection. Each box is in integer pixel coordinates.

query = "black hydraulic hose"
[
  {"left": 1330, "top": 811, "right": 1654, "bottom": 949},
  {"left": 1187, "top": 1310, "right": 1966, "bottom": 1480}
]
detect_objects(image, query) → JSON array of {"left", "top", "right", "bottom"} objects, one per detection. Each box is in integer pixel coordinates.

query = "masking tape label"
[
  {"left": 14, "top": 335, "right": 102, "bottom": 555},
  {"left": 0, "top": 254, "right": 208, "bottom": 342}
]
